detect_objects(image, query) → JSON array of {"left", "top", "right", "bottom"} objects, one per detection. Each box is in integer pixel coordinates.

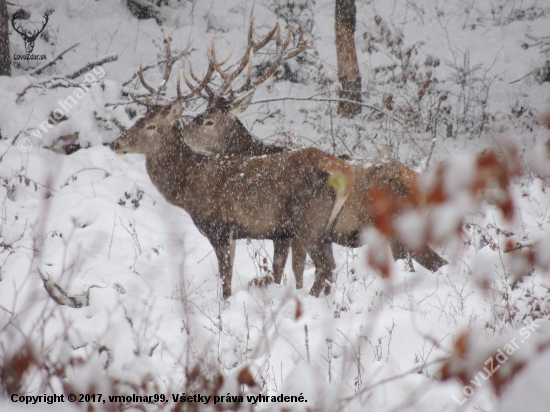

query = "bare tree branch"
[
  {"left": 65, "top": 53, "right": 118, "bottom": 79},
  {"left": 30, "top": 43, "right": 80, "bottom": 76}
]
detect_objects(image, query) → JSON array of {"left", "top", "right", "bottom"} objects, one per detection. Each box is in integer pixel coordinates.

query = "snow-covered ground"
[{"left": 1, "top": 0, "right": 550, "bottom": 411}]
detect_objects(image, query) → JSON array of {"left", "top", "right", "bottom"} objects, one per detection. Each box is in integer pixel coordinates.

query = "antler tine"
[
  {"left": 210, "top": 45, "right": 235, "bottom": 85},
  {"left": 232, "top": 24, "right": 313, "bottom": 95},
  {"left": 217, "top": 21, "right": 283, "bottom": 95},
  {"left": 246, "top": 49, "right": 253, "bottom": 85},
  {"left": 218, "top": 53, "right": 249, "bottom": 93},
  {"left": 202, "top": 62, "right": 216, "bottom": 98},
  {"left": 173, "top": 39, "right": 194, "bottom": 61},
  {"left": 174, "top": 60, "right": 209, "bottom": 103},
  {"left": 217, "top": 20, "right": 257, "bottom": 94},
  {"left": 247, "top": 19, "right": 254, "bottom": 48},
  {"left": 158, "top": 37, "right": 174, "bottom": 91},
  {"left": 209, "top": 40, "right": 227, "bottom": 80},
  {"left": 128, "top": 36, "right": 196, "bottom": 110},
  {"left": 175, "top": 61, "right": 182, "bottom": 101},
  {"left": 178, "top": 53, "right": 216, "bottom": 100},
  {"left": 179, "top": 70, "right": 208, "bottom": 100},
  {"left": 128, "top": 90, "right": 154, "bottom": 108},
  {"left": 201, "top": 47, "right": 217, "bottom": 97},
  {"left": 181, "top": 69, "right": 195, "bottom": 91},
  {"left": 282, "top": 25, "right": 292, "bottom": 50},
  {"left": 253, "top": 22, "right": 279, "bottom": 51},
  {"left": 138, "top": 56, "right": 158, "bottom": 95},
  {"left": 203, "top": 84, "right": 215, "bottom": 98},
  {"left": 188, "top": 62, "right": 201, "bottom": 84},
  {"left": 133, "top": 37, "right": 195, "bottom": 107},
  {"left": 215, "top": 48, "right": 234, "bottom": 71}
]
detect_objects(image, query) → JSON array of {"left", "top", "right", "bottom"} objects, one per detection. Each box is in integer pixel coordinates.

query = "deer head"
[
  {"left": 12, "top": 10, "right": 48, "bottom": 54},
  {"left": 111, "top": 100, "right": 183, "bottom": 155},
  {"left": 183, "top": 94, "right": 254, "bottom": 152},
  {"left": 113, "top": 37, "right": 198, "bottom": 154}
]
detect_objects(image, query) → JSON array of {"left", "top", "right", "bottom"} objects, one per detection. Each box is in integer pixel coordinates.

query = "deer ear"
[
  {"left": 167, "top": 100, "right": 184, "bottom": 124},
  {"left": 228, "top": 92, "right": 254, "bottom": 118}
]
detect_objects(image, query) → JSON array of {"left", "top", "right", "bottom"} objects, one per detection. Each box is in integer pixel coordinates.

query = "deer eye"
[
  {"left": 147, "top": 125, "right": 156, "bottom": 130},
  {"left": 205, "top": 120, "right": 214, "bottom": 126}
]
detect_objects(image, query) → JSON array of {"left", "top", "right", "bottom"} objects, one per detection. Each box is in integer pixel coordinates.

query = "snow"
[{"left": 1, "top": 0, "right": 550, "bottom": 411}]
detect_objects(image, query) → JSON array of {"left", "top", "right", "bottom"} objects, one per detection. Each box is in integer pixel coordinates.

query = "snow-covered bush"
[{"left": 1, "top": 1, "right": 550, "bottom": 411}]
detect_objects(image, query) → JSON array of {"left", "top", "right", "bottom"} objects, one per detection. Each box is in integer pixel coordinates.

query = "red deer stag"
[
  {"left": 111, "top": 37, "right": 355, "bottom": 298},
  {"left": 178, "top": 26, "right": 447, "bottom": 287}
]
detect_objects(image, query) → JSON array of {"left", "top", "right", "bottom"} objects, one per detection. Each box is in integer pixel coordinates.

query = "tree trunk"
[
  {"left": 0, "top": 0, "right": 10, "bottom": 76},
  {"left": 335, "top": 0, "right": 361, "bottom": 117}
]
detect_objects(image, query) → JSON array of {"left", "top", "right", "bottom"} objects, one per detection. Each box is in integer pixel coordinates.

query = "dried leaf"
[
  {"left": 295, "top": 297, "right": 302, "bottom": 320},
  {"left": 237, "top": 366, "right": 257, "bottom": 387}
]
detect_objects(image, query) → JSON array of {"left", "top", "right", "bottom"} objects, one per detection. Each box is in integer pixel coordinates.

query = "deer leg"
[
  {"left": 273, "top": 239, "right": 290, "bottom": 284},
  {"left": 291, "top": 238, "right": 307, "bottom": 289},
  {"left": 308, "top": 239, "right": 335, "bottom": 297},
  {"left": 410, "top": 246, "right": 448, "bottom": 272},
  {"left": 390, "top": 238, "right": 415, "bottom": 272},
  {"left": 391, "top": 237, "right": 448, "bottom": 272},
  {"left": 211, "top": 235, "right": 233, "bottom": 299}
]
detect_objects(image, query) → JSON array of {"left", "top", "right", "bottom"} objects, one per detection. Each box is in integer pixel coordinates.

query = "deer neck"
[
  {"left": 144, "top": 127, "right": 207, "bottom": 208},
  {"left": 226, "top": 118, "right": 286, "bottom": 156}
]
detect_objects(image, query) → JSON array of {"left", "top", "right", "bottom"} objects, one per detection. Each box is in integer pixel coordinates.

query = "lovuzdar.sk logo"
[{"left": 12, "top": 9, "right": 48, "bottom": 60}]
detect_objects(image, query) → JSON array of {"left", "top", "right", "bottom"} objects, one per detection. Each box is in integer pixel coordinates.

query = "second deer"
[{"left": 177, "top": 23, "right": 447, "bottom": 286}]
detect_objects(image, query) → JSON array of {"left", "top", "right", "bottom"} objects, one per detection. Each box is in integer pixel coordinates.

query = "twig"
[
  {"left": 122, "top": 63, "right": 156, "bottom": 87},
  {"left": 30, "top": 43, "right": 80, "bottom": 76},
  {"left": 339, "top": 357, "right": 446, "bottom": 405},
  {"left": 252, "top": 96, "right": 404, "bottom": 126},
  {"left": 17, "top": 77, "right": 84, "bottom": 103},
  {"left": 304, "top": 324, "right": 310, "bottom": 362},
  {"left": 65, "top": 54, "right": 118, "bottom": 79},
  {"left": 108, "top": 211, "right": 117, "bottom": 260},
  {"left": 0, "top": 130, "right": 23, "bottom": 162},
  {"left": 197, "top": 250, "right": 214, "bottom": 264},
  {"left": 59, "top": 167, "right": 111, "bottom": 188},
  {"left": 425, "top": 138, "right": 437, "bottom": 169},
  {"left": 504, "top": 242, "right": 535, "bottom": 253},
  {"left": 509, "top": 68, "right": 539, "bottom": 85},
  {"left": 16, "top": 174, "right": 58, "bottom": 193}
]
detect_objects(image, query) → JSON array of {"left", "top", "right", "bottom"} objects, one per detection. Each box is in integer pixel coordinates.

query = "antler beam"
[
  {"left": 132, "top": 37, "right": 194, "bottom": 107},
  {"left": 181, "top": 20, "right": 314, "bottom": 101}
]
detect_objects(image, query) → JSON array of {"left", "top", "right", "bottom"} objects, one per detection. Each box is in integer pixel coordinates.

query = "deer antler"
[
  {"left": 181, "top": 42, "right": 219, "bottom": 100},
  {"left": 181, "top": 20, "right": 314, "bottom": 101},
  {"left": 129, "top": 37, "right": 197, "bottom": 108}
]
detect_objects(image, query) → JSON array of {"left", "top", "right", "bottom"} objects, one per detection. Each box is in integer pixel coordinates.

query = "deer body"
[
  {"left": 147, "top": 142, "right": 346, "bottom": 240},
  {"left": 180, "top": 96, "right": 447, "bottom": 286},
  {"left": 112, "top": 101, "right": 355, "bottom": 298}
]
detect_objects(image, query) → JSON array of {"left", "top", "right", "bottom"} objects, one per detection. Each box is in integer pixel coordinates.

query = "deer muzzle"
[{"left": 110, "top": 140, "right": 127, "bottom": 154}]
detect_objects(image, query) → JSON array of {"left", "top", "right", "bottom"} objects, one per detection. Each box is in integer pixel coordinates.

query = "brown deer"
[
  {"left": 111, "top": 37, "right": 355, "bottom": 298},
  {"left": 177, "top": 27, "right": 447, "bottom": 286}
]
